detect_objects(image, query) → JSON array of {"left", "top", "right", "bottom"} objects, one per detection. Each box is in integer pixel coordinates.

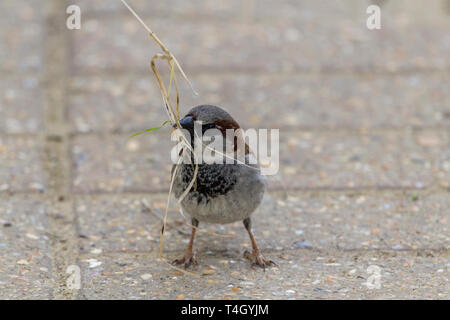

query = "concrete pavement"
[{"left": 0, "top": 0, "right": 449, "bottom": 299}]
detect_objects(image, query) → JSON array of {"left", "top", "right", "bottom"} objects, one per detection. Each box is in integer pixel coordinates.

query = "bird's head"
[
  {"left": 175, "top": 104, "right": 240, "bottom": 134},
  {"left": 174, "top": 105, "right": 248, "bottom": 162}
]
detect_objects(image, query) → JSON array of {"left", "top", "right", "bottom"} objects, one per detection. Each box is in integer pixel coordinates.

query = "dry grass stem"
[{"left": 121, "top": 0, "right": 201, "bottom": 276}]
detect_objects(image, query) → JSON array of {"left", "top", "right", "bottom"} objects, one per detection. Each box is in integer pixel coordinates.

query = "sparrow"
[{"left": 171, "top": 105, "right": 275, "bottom": 269}]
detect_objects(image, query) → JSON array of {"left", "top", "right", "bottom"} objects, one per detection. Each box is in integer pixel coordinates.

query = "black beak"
[{"left": 174, "top": 115, "right": 194, "bottom": 129}]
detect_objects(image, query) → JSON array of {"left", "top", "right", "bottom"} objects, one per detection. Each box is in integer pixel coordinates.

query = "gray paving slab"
[
  {"left": 71, "top": 2, "right": 450, "bottom": 73},
  {"left": 0, "top": 0, "right": 46, "bottom": 73},
  {"left": 0, "top": 136, "right": 47, "bottom": 193},
  {"left": 77, "top": 250, "right": 449, "bottom": 299},
  {"left": 74, "top": 0, "right": 450, "bottom": 25},
  {"left": 0, "top": 196, "right": 53, "bottom": 299},
  {"left": 70, "top": 130, "right": 447, "bottom": 193},
  {"left": 68, "top": 74, "right": 164, "bottom": 133},
  {"left": 68, "top": 73, "right": 450, "bottom": 134},
  {"left": 0, "top": 76, "right": 43, "bottom": 134},
  {"left": 74, "top": 191, "right": 449, "bottom": 257},
  {"left": 277, "top": 130, "right": 449, "bottom": 190},
  {"left": 1, "top": 0, "right": 449, "bottom": 300},
  {"left": 72, "top": 0, "right": 339, "bottom": 19},
  {"left": 71, "top": 131, "right": 172, "bottom": 193},
  {"left": 258, "top": 191, "right": 450, "bottom": 251},
  {"left": 75, "top": 196, "right": 162, "bottom": 253},
  {"left": 404, "top": 130, "right": 450, "bottom": 189}
]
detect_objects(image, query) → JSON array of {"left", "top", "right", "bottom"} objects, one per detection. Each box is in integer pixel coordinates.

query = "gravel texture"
[{"left": 0, "top": 0, "right": 448, "bottom": 299}]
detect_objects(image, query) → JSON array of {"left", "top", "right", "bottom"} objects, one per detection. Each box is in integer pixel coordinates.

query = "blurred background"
[{"left": 0, "top": 0, "right": 448, "bottom": 299}]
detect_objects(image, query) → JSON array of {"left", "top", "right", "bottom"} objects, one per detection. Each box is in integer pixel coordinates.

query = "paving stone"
[
  {"left": 71, "top": 15, "right": 278, "bottom": 72},
  {"left": 71, "top": 131, "right": 173, "bottom": 193},
  {"left": 72, "top": 0, "right": 321, "bottom": 19},
  {"left": 0, "top": 0, "right": 46, "bottom": 72},
  {"left": 68, "top": 73, "right": 450, "bottom": 134},
  {"left": 74, "top": 190, "right": 449, "bottom": 256},
  {"left": 71, "top": 2, "right": 450, "bottom": 73},
  {"left": 75, "top": 195, "right": 165, "bottom": 253},
  {"left": 407, "top": 130, "right": 450, "bottom": 189},
  {"left": 71, "top": 130, "right": 447, "bottom": 193},
  {"left": 0, "top": 137, "right": 47, "bottom": 193},
  {"left": 276, "top": 130, "right": 448, "bottom": 189},
  {"left": 258, "top": 191, "right": 450, "bottom": 251},
  {"left": 74, "top": 193, "right": 254, "bottom": 254},
  {"left": 2, "top": 0, "right": 449, "bottom": 300},
  {"left": 0, "top": 196, "right": 53, "bottom": 299},
  {"left": 0, "top": 76, "right": 43, "bottom": 134},
  {"left": 78, "top": 250, "right": 450, "bottom": 299},
  {"left": 74, "top": 0, "right": 450, "bottom": 25},
  {"left": 68, "top": 75, "right": 164, "bottom": 133}
]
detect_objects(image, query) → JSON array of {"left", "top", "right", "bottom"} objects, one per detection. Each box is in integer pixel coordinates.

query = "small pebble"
[
  {"left": 30, "top": 183, "right": 44, "bottom": 191},
  {"left": 417, "top": 135, "right": 440, "bottom": 147},
  {"left": 271, "top": 292, "right": 283, "bottom": 296},
  {"left": 86, "top": 259, "right": 102, "bottom": 268},
  {"left": 293, "top": 240, "right": 313, "bottom": 249},
  {"left": 201, "top": 269, "right": 216, "bottom": 275},
  {"left": 286, "top": 290, "right": 296, "bottom": 296},
  {"left": 140, "top": 273, "right": 152, "bottom": 280},
  {"left": 126, "top": 140, "right": 140, "bottom": 152}
]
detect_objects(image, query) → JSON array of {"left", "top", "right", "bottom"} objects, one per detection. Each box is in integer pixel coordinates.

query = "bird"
[{"left": 171, "top": 105, "right": 275, "bottom": 269}]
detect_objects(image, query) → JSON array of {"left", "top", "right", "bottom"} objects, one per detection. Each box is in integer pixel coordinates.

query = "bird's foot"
[
  {"left": 244, "top": 250, "right": 276, "bottom": 270},
  {"left": 172, "top": 251, "right": 197, "bottom": 269}
]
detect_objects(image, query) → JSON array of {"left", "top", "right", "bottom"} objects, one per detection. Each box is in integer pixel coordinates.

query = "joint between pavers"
[
  {"left": 42, "top": 0, "right": 79, "bottom": 300},
  {"left": 66, "top": 126, "right": 450, "bottom": 138}
]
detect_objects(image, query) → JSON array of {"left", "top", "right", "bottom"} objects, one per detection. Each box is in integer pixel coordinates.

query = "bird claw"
[
  {"left": 172, "top": 252, "right": 197, "bottom": 269},
  {"left": 244, "top": 250, "right": 276, "bottom": 270}
]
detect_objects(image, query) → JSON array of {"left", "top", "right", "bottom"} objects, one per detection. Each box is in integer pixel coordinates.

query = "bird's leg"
[
  {"left": 172, "top": 218, "right": 199, "bottom": 268},
  {"left": 243, "top": 218, "right": 276, "bottom": 269}
]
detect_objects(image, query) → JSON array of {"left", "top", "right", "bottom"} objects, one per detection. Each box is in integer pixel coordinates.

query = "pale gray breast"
[{"left": 172, "top": 161, "right": 266, "bottom": 224}]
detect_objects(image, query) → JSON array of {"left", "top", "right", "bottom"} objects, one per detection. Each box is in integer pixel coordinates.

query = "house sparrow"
[{"left": 171, "top": 105, "right": 275, "bottom": 269}]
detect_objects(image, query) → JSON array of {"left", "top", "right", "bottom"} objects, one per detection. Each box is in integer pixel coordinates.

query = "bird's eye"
[{"left": 203, "top": 123, "right": 216, "bottom": 130}]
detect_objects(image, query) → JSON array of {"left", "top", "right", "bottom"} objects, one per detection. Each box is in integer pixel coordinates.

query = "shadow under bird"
[{"left": 171, "top": 105, "right": 275, "bottom": 269}]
